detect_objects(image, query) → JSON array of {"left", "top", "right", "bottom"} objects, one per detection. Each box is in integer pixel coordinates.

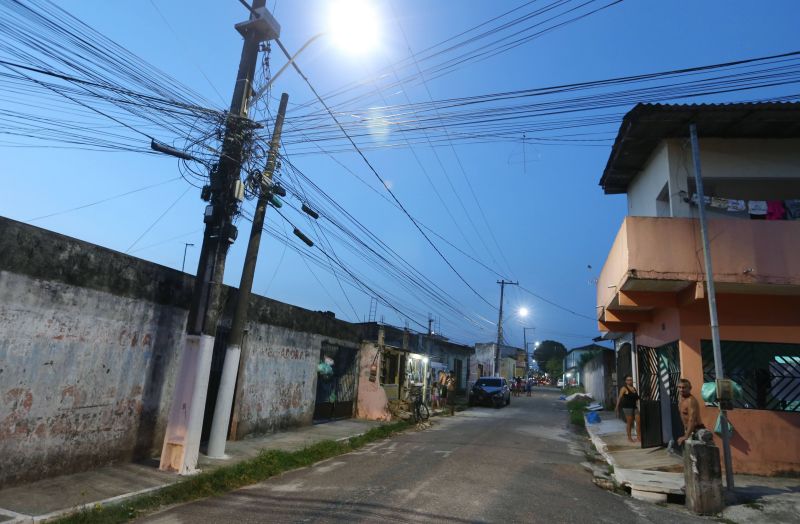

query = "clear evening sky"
[{"left": 2, "top": 0, "right": 799, "bottom": 348}]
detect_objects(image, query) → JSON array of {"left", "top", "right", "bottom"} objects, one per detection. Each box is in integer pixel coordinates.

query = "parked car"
[
  {"left": 468, "top": 377, "right": 511, "bottom": 408},
  {"left": 557, "top": 379, "right": 564, "bottom": 388}
]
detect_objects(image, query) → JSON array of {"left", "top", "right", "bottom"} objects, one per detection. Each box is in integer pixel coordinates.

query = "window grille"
[{"left": 702, "top": 340, "right": 800, "bottom": 412}]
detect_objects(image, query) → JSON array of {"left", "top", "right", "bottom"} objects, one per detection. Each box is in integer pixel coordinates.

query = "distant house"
[
  {"left": 596, "top": 102, "right": 800, "bottom": 475},
  {"left": 355, "top": 323, "right": 474, "bottom": 419},
  {"left": 562, "top": 344, "right": 612, "bottom": 391}
]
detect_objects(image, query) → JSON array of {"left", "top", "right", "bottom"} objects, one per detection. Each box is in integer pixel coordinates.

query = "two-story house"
[{"left": 596, "top": 102, "right": 800, "bottom": 475}]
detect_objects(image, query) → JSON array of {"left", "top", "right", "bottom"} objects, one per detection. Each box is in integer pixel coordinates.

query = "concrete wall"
[
  {"left": 628, "top": 138, "right": 800, "bottom": 219},
  {"left": 582, "top": 352, "right": 615, "bottom": 408},
  {"left": 471, "top": 343, "right": 496, "bottom": 383},
  {"left": 355, "top": 342, "right": 391, "bottom": 421},
  {"left": 628, "top": 141, "right": 670, "bottom": 217},
  {"left": 624, "top": 292, "right": 800, "bottom": 475},
  {"left": 0, "top": 217, "right": 361, "bottom": 487}
]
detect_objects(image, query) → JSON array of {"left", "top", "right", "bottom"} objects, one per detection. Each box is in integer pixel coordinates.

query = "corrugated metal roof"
[{"left": 599, "top": 102, "right": 800, "bottom": 194}]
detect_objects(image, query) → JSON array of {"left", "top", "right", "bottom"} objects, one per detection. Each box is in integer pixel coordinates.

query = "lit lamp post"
[{"left": 206, "top": 0, "right": 381, "bottom": 460}]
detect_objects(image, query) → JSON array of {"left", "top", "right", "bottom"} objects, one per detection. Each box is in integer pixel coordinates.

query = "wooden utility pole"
[{"left": 208, "top": 92, "right": 290, "bottom": 452}]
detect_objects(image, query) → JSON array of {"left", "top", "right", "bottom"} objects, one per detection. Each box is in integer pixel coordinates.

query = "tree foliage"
[
  {"left": 533, "top": 340, "right": 567, "bottom": 372},
  {"left": 545, "top": 357, "right": 563, "bottom": 378}
]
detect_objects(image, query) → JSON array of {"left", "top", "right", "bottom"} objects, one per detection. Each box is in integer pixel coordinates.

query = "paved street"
[{"left": 141, "top": 388, "right": 705, "bottom": 523}]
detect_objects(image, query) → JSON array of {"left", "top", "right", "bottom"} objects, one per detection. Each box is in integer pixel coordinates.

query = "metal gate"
[
  {"left": 638, "top": 345, "right": 663, "bottom": 448},
  {"left": 314, "top": 342, "right": 359, "bottom": 421},
  {"left": 638, "top": 342, "right": 681, "bottom": 448}
]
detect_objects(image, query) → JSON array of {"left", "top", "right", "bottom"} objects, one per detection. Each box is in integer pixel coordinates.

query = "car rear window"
[{"left": 476, "top": 378, "right": 501, "bottom": 387}]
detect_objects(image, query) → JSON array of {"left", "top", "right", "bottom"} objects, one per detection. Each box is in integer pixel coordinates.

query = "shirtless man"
[{"left": 677, "top": 378, "right": 703, "bottom": 446}]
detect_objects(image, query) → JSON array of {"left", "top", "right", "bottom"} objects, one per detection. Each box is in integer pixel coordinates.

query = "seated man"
[{"left": 677, "top": 378, "right": 705, "bottom": 448}]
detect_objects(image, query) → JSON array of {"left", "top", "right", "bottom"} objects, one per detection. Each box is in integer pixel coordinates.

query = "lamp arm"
[{"left": 251, "top": 33, "right": 325, "bottom": 105}]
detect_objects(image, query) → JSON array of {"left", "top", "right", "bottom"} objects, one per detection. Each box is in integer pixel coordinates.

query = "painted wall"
[
  {"left": 355, "top": 342, "right": 391, "bottom": 421},
  {"left": 627, "top": 141, "right": 670, "bottom": 217},
  {"left": 469, "top": 343, "right": 496, "bottom": 388},
  {"left": 622, "top": 294, "right": 800, "bottom": 475},
  {"left": 582, "top": 352, "right": 615, "bottom": 408},
  {"left": 628, "top": 138, "right": 800, "bottom": 219},
  {"left": 597, "top": 216, "right": 800, "bottom": 314},
  {"left": 0, "top": 217, "right": 361, "bottom": 487}
]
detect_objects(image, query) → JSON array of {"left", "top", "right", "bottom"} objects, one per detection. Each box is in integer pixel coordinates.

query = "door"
[
  {"left": 453, "top": 359, "right": 463, "bottom": 392},
  {"left": 658, "top": 342, "right": 683, "bottom": 443},
  {"left": 314, "top": 343, "right": 359, "bottom": 421},
  {"left": 638, "top": 345, "right": 663, "bottom": 448}
]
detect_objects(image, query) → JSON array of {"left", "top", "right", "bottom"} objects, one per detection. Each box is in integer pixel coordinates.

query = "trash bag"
[
  {"left": 714, "top": 413, "right": 734, "bottom": 435},
  {"left": 317, "top": 361, "right": 333, "bottom": 376},
  {"left": 701, "top": 382, "right": 717, "bottom": 403},
  {"left": 702, "top": 381, "right": 744, "bottom": 403},
  {"left": 586, "top": 411, "right": 601, "bottom": 424}
]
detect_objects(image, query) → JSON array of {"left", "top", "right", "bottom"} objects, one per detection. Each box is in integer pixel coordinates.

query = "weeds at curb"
[{"left": 55, "top": 421, "right": 410, "bottom": 524}]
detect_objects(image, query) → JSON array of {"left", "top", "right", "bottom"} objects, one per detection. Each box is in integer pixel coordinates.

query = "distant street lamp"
[{"left": 181, "top": 243, "right": 194, "bottom": 273}]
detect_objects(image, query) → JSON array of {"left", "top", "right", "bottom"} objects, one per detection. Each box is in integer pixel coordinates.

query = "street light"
[
  {"left": 251, "top": 0, "right": 381, "bottom": 103},
  {"left": 181, "top": 243, "right": 194, "bottom": 273}
]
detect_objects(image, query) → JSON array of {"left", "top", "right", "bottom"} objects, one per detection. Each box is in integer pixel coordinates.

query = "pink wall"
[
  {"left": 597, "top": 217, "right": 800, "bottom": 313},
  {"left": 630, "top": 294, "right": 800, "bottom": 475}
]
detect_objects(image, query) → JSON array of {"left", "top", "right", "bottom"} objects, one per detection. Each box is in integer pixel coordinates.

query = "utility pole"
[
  {"left": 495, "top": 279, "right": 518, "bottom": 376},
  {"left": 159, "top": 0, "right": 277, "bottom": 474},
  {"left": 689, "top": 124, "right": 735, "bottom": 492},
  {"left": 207, "top": 93, "right": 289, "bottom": 457},
  {"left": 523, "top": 327, "right": 534, "bottom": 376},
  {"left": 428, "top": 313, "right": 433, "bottom": 336}
]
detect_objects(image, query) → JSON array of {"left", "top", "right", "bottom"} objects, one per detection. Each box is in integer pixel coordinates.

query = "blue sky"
[{"left": 2, "top": 0, "right": 799, "bottom": 348}]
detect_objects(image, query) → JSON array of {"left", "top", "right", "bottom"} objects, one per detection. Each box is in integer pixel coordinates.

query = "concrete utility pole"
[
  {"left": 159, "top": 0, "right": 276, "bottom": 474},
  {"left": 207, "top": 93, "right": 289, "bottom": 458},
  {"left": 495, "top": 279, "right": 518, "bottom": 376},
  {"left": 689, "top": 124, "right": 735, "bottom": 492}
]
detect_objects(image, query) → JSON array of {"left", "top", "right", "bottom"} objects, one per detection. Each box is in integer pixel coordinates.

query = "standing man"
[
  {"left": 446, "top": 371, "right": 457, "bottom": 416},
  {"left": 677, "top": 378, "right": 704, "bottom": 447}
]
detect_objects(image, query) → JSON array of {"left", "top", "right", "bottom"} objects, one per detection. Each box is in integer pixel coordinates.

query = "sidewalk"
[
  {"left": 0, "top": 418, "right": 383, "bottom": 523},
  {"left": 584, "top": 410, "right": 800, "bottom": 522}
]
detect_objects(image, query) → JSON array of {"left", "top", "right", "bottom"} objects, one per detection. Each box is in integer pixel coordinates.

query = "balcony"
[{"left": 597, "top": 216, "right": 800, "bottom": 331}]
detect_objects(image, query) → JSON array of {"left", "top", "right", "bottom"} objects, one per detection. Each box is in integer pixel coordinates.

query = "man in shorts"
[{"left": 677, "top": 378, "right": 705, "bottom": 448}]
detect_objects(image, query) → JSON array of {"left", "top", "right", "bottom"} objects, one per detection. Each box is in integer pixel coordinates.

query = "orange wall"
[{"left": 631, "top": 294, "right": 800, "bottom": 474}]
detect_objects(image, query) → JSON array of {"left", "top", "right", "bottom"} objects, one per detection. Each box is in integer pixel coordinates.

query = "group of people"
[
  {"left": 511, "top": 376, "right": 534, "bottom": 397},
  {"left": 615, "top": 374, "right": 703, "bottom": 450},
  {"left": 430, "top": 370, "right": 457, "bottom": 415}
]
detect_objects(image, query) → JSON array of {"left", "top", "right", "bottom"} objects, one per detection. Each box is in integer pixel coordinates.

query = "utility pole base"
[
  {"left": 206, "top": 344, "right": 241, "bottom": 459},
  {"left": 159, "top": 334, "right": 215, "bottom": 475}
]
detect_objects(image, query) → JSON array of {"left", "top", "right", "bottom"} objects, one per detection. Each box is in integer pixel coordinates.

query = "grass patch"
[
  {"left": 743, "top": 501, "right": 764, "bottom": 511},
  {"left": 566, "top": 398, "right": 589, "bottom": 427},
  {"left": 55, "top": 421, "right": 410, "bottom": 524}
]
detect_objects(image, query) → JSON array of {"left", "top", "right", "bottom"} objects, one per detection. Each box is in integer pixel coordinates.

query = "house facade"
[{"left": 596, "top": 103, "right": 800, "bottom": 475}]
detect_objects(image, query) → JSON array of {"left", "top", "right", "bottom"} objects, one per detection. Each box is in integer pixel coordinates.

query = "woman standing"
[{"left": 615, "top": 375, "right": 641, "bottom": 442}]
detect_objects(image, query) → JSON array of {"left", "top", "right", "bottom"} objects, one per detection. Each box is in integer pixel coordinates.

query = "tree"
[
  {"left": 545, "top": 357, "right": 563, "bottom": 378},
  {"left": 533, "top": 340, "right": 567, "bottom": 370}
]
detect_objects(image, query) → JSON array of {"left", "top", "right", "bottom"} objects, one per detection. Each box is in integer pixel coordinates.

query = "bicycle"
[{"left": 410, "top": 388, "right": 430, "bottom": 423}]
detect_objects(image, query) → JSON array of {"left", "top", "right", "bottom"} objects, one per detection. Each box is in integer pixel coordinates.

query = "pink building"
[{"left": 596, "top": 103, "right": 800, "bottom": 475}]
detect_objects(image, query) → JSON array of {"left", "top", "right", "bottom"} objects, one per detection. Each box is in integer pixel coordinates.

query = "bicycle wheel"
[{"left": 417, "top": 403, "right": 430, "bottom": 422}]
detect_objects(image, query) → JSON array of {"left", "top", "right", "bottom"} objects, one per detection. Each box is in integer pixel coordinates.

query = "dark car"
[{"left": 468, "top": 377, "right": 511, "bottom": 408}]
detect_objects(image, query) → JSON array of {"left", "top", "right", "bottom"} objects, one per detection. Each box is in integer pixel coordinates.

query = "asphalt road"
[{"left": 141, "top": 388, "right": 706, "bottom": 523}]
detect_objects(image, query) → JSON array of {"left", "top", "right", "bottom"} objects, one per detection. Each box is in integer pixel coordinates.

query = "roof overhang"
[{"left": 600, "top": 102, "right": 800, "bottom": 194}]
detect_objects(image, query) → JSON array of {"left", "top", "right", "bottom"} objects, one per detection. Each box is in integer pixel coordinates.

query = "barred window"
[{"left": 702, "top": 340, "right": 800, "bottom": 412}]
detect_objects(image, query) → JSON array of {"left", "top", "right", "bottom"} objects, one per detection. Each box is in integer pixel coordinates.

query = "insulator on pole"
[
  {"left": 293, "top": 228, "right": 314, "bottom": 247},
  {"left": 301, "top": 203, "right": 319, "bottom": 219}
]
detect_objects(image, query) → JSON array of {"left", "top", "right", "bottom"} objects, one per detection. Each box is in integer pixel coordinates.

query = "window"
[
  {"left": 702, "top": 340, "right": 800, "bottom": 412},
  {"left": 475, "top": 378, "right": 501, "bottom": 387}
]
